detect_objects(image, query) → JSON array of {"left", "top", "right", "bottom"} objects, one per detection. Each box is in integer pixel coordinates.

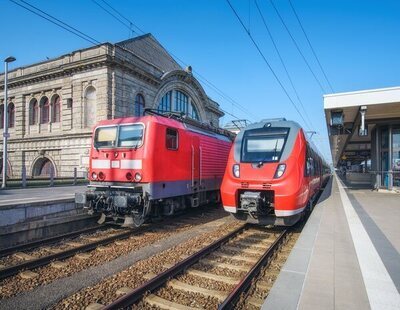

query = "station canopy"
[{"left": 324, "top": 87, "right": 400, "bottom": 166}]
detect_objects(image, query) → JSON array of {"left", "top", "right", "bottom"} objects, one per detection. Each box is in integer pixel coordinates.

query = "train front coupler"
[{"left": 75, "top": 190, "right": 142, "bottom": 224}]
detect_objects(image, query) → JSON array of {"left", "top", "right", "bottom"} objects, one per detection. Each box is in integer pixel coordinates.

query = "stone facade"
[{"left": 0, "top": 34, "right": 224, "bottom": 178}]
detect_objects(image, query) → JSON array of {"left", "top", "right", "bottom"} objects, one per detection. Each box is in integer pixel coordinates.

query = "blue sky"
[{"left": 1, "top": 0, "right": 400, "bottom": 162}]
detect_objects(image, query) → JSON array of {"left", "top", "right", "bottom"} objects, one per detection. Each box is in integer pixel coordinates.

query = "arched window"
[
  {"left": 30, "top": 99, "right": 38, "bottom": 125},
  {"left": 157, "top": 90, "right": 200, "bottom": 121},
  {"left": 40, "top": 97, "right": 50, "bottom": 124},
  {"left": 158, "top": 90, "right": 172, "bottom": 113},
  {"left": 52, "top": 95, "right": 61, "bottom": 123},
  {"left": 84, "top": 86, "right": 97, "bottom": 128},
  {"left": 32, "top": 157, "right": 55, "bottom": 177},
  {"left": 134, "top": 94, "right": 145, "bottom": 116},
  {"left": 8, "top": 102, "right": 15, "bottom": 128},
  {"left": 0, "top": 104, "right": 3, "bottom": 129}
]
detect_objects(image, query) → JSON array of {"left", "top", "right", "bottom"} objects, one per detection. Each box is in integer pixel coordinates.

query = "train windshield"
[
  {"left": 118, "top": 124, "right": 143, "bottom": 147},
  {"left": 94, "top": 126, "right": 117, "bottom": 148},
  {"left": 241, "top": 127, "right": 289, "bottom": 163},
  {"left": 94, "top": 124, "right": 144, "bottom": 148}
]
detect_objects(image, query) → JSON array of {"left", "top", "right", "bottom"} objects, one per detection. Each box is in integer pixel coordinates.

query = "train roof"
[
  {"left": 93, "top": 114, "right": 233, "bottom": 141},
  {"left": 243, "top": 118, "right": 302, "bottom": 132},
  {"left": 233, "top": 118, "right": 327, "bottom": 165}
]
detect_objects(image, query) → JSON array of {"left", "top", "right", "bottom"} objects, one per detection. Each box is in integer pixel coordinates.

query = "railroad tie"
[
  {"left": 187, "top": 269, "right": 238, "bottom": 285},
  {"left": 13, "top": 252, "right": 35, "bottom": 261},
  {"left": 223, "top": 245, "right": 264, "bottom": 255},
  {"left": 234, "top": 240, "right": 268, "bottom": 250},
  {"left": 114, "top": 240, "right": 127, "bottom": 246},
  {"left": 75, "top": 253, "right": 91, "bottom": 260},
  {"left": 257, "top": 280, "right": 273, "bottom": 291},
  {"left": 247, "top": 296, "right": 264, "bottom": 308},
  {"left": 145, "top": 294, "right": 196, "bottom": 310},
  {"left": 42, "top": 247, "right": 62, "bottom": 254},
  {"left": 19, "top": 270, "right": 39, "bottom": 279},
  {"left": 213, "top": 252, "right": 258, "bottom": 264},
  {"left": 237, "top": 235, "right": 270, "bottom": 242},
  {"left": 115, "top": 286, "right": 134, "bottom": 296},
  {"left": 240, "top": 231, "right": 270, "bottom": 238},
  {"left": 200, "top": 258, "right": 249, "bottom": 273},
  {"left": 50, "top": 261, "right": 68, "bottom": 269},
  {"left": 238, "top": 232, "right": 272, "bottom": 241},
  {"left": 168, "top": 279, "right": 228, "bottom": 301},
  {"left": 65, "top": 241, "right": 84, "bottom": 247},
  {"left": 164, "top": 262, "right": 175, "bottom": 270},
  {"left": 142, "top": 272, "right": 157, "bottom": 280},
  {"left": 82, "top": 236, "right": 101, "bottom": 242},
  {"left": 85, "top": 303, "right": 105, "bottom": 310}
]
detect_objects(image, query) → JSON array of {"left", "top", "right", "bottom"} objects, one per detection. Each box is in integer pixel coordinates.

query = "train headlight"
[
  {"left": 98, "top": 171, "right": 106, "bottom": 181},
  {"left": 274, "top": 164, "right": 286, "bottom": 179},
  {"left": 91, "top": 172, "right": 98, "bottom": 180},
  {"left": 126, "top": 172, "right": 133, "bottom": 181},
  {"left": 233, "top": 164, "right": 240, "bottom": 178},
  {"left": 134, "top": 172, "right": 142, "bottom": 182}
]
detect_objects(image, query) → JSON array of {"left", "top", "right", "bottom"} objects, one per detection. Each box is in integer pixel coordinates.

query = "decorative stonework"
[{"left": 0, "top": 34, "right": 224, "bottom": 178}]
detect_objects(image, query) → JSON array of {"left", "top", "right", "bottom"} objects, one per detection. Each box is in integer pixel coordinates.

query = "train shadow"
[{"left": 315, "top": 176, "right": 333, "bottom": 205}]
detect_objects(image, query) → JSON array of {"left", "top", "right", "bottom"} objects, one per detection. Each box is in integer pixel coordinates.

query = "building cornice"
[{"left": 0, "top": 55, "right": 111, "bottom": 90}]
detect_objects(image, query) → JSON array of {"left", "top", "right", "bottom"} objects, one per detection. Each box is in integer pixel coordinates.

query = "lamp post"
[{"left": 2, "top": 56, "right": 16, "bottom": 189}]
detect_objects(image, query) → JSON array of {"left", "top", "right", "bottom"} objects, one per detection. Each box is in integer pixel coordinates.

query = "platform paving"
[
  {"left": 263, "top": 175, "right": 400, "bottom": 310},
  {"left": 0, "top": 185, "right": 86, "bottom": 207}
]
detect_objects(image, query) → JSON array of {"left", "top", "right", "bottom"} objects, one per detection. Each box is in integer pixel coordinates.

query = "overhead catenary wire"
[
  {"left": 226, "top": 0, "right": 311, "bottom": 131},
  {"left": 9, "top": 0, "right": 249, "bottom": 122},
  {"left": 254, "top": 0, "right": 314, "bottom": 130},
  {"left": 288, "top": 0, "right": 334, "bottom": 92},
  {"left": 268, "top": 0, "right": 327, "bottom": 93},
  {"left": 9, "top": 0, "right": 155, "bottom": 74},
  {"left": 10, "top": 0, "right": 101, "bottom": 46},
  {"left": 91, "top": 0, "right": 257, "bottom": 121}
]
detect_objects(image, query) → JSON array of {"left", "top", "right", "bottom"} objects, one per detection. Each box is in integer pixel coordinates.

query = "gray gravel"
[{"left": 0, "top": 216, "right": 232, "bottom": 310}]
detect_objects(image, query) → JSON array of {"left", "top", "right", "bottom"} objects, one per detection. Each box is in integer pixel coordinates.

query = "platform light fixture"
[
  {"left": 359, "top": 105, "right": 368, "bottom": 136},
  {"left": 2, "top": 56, "right": 16, "bottom": 189}
]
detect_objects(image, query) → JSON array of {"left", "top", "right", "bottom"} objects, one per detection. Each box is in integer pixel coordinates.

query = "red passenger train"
[
  {"left": 221, "top": 118, "right": 330, "bottom": 226},
  {"left": 76, "top": 111, "right": 233, "bottom": 227}
]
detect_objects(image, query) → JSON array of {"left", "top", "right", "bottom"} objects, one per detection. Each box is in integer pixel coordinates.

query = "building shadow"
[{"left": 337, "top": 173, "right": 374, "bottom": 191}]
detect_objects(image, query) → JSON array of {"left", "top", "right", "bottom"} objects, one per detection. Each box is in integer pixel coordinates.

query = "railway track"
[
  {"left": 0, "top": 225, "right": 109, "bottom": 258},
  {"left": 0, "top": 227, "right": 139, "bottom": 281},
  {"left": 96, "top": 224, "right": 288, "bottom": 309}
]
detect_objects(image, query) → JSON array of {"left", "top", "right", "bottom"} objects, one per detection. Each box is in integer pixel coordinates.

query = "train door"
[
  {"left": 191, "top": 136, "right": 200, "bottom": 189},
  {"left": 190, "top": 136, "right": 201, "bottom": 207}
]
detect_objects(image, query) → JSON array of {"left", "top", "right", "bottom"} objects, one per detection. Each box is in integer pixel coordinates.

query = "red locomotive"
[
  {"left": 220, "top": 118, "right": 330, "bottom": 226},
  {"left": 75, "top": 111, "right": 233, "bottom": 227}
]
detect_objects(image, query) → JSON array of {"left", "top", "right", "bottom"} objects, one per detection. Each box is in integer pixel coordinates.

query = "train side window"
[
  {"left": 166, "top": 128, "right": 178, "bottom": 150},
  {"left": 305, "top": 146, "right": 312, "bottom": 176}
]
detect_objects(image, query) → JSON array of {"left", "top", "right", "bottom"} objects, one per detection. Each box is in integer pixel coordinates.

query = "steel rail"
[
  {"left": 218, "top": 229, "right": 288, "bottom": 309},
  {"left": 0, "top": 224, "right": 108, "bottom": 258},
  {"left": 103, "top": 223, "right": 248, "bottom": 310},
  {"left": 0, "top": 227, "right": 143, "bottom": 281}
]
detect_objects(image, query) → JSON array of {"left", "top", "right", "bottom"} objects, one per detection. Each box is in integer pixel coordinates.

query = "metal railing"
[{"left": 4, "top": 167, "right": 88, "bottom": 188}]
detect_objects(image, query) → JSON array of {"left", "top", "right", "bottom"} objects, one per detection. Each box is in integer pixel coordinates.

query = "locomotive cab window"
[
  {"left": 241, "top": 127, "right": 289, "bottom": 163},
  {"left": 94, "top": 126, "right": 117, "bottom": 148},
  {"left": 118, "top": 124, "right": 144, "bottom": 148},
  {"left": 94, "top": 124, "right": 144, "bottom": 149},
  {"left": 166, "top": 128, "right": 178, "bottom": 150}
]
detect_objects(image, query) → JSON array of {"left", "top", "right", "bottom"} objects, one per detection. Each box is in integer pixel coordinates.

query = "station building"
[
  {"left": 324, "top": 86, "right": 400, "bottom": 190},
  {"left": 0, "top": 34, "right": 224, "bottom": 178}
]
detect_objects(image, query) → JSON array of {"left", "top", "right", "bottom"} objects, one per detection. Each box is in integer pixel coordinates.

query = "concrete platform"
[
  {"left": 0, "top": 185, "right": 86, "bottom": 226},
  {"left": 263, "top": 175, "right": 400, "bottom": 310},
  {"left": 0, "top": 185, "right": 95, "bottom": 247},
  {"left": 0, "top": 185, "right": 86, "bottom": 207}
]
